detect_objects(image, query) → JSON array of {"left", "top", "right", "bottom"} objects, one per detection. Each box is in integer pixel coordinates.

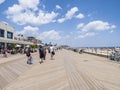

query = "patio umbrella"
[
  {"left": 25, "top": 45, "right": 30, "bottom": 48},
  {"left": 16, "top": 44, "right": 21, "bottom": 47}
]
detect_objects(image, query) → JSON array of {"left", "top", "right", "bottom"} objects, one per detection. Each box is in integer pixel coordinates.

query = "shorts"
[{"left": 40, "top": 54, "right": 44, "bottom": 59}]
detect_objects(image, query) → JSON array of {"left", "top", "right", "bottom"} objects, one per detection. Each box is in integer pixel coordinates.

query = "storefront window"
[
  {"left": 7, "top": 31, "right": 13, "bottom": 39},
  {"left": 0, "top": 42, "right": 5, "bottom": 49},
  {"left": 0, "top": 29, "right": 4, "bottom": 37}
]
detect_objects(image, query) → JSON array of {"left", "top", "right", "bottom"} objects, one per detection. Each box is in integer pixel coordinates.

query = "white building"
[{"left": 0, "top": 21, "right": 33, "bottom": 49}]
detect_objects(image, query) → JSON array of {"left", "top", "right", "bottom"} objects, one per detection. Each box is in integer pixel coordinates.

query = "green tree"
[
  {"left": 11, "top": 43, "right": 16, "bottom": 49},
  {"left": 30, "top": 45, "right": 35, "bottom": 49}
]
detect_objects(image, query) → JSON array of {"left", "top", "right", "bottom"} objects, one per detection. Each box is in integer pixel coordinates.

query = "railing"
[{"left": 69, "top": 48, "right": 120, "bottom": 62}]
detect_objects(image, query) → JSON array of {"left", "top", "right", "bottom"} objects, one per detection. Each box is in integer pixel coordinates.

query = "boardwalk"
[{"left": 1, "top": 49, "right": 120, "bottom": 90}]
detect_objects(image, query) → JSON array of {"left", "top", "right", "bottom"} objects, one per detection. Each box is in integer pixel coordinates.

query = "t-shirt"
[
  {"left": 39, "top": 47, "right": 44, "bottom": 54},
  {"left": 26, "top": 49, "right": 31, "bottom": 57},
  {"left": 50, "top": 46, "right": 54, "bottom": 53}
]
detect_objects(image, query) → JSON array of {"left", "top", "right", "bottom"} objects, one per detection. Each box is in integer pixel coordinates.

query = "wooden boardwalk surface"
[{"left": 0, "top": 49, "right": 120, "bottom": 90}]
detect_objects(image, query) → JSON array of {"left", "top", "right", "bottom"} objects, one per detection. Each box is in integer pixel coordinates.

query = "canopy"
[
  {"left": 25, "top": 45, "right": 30, "bottom": 48},
  {"left": 15, "top": 44, "right": 21, "bottom": 47}
]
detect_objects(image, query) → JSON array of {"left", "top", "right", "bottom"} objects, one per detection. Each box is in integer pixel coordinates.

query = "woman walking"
[{"left": 39, "top": 45, "right": 44, "bottom": 64}]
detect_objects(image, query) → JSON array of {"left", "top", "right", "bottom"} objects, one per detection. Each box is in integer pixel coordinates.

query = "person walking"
[
  {"left": 26, "top": 48, "right": 31, "bottom": 57},
  {"left": 3, "top": 47, "right": 8, "bottom": 57},
  {"left": 26, "top": 48, "right": 31, "bottom": 63},
  {"left": 43, "top": 48, "right": 47, "bottom": 60},
  {"left": 27, "top": 54, "right": 34, "bottom": 64},
  {"left": 39, "top": 45, "right": 44, "bottom": 64},
  {"left": 50, "top": 45, "right": 55, "bottom": 60}
]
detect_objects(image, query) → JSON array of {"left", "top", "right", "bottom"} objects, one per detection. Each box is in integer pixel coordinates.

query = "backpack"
[{"left": 39, "top": 48, "right": 44, "bottom": 53}]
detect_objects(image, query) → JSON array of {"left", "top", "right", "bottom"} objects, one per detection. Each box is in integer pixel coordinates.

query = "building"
[
  {"left": 0, "top": 22, "right": 14, "bottom": 48},
  {"left": 0, "top": 21, "right": 33, "bottom": 49},
  {"left": 27, "top": 36, "right": 43, "bottom": 46}
]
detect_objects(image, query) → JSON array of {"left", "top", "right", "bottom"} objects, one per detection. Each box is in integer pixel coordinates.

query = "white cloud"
[
  {"left": 6, "top": 4, "right": 23, "bottom": 15},
  {"left": 15, "top": 26, "right": 39, "bottom": 36},
  {"left": 76, "top": 13, "right": 85, "bottom": 19},
  {"left": 81, "top": 20, "right": 116, "bottom": 32},
  {"left": 18, "top": 0, "right": 39, "bottom": 11},
  {"left": 0, "top": 0, "right": 5, "bottom": 4},
  {"left": 6, "top": 0, "right": 58, "bottom": 25},
  {"left": 56, "top": 5, "right": 62, "bottom": 10},
  {"left": 76, "top": 20, "right": 116, "bottom": 39},
  {"left": 37, "top": 10, "right": 58, "bottom": 25},
  {"left": 78, "top": 32, "right": 96, "bottom": 39},
  {"left": 65, "top": 7, "right": 78, "bottom": 19},
  {"left": 7, "top": 9, "right": 35, "bottom": 25},
  {"left": 24, "top": 26, "right": 39, "bottom": 32},
  {"left": 58, "top": 7, "right": 78, "bottom": 23},
  {"left": 111, "top": 25, "right": 116, "bottom": 29},
  {"left": 15, "top": 27, "right": 62, "bottom": 41},
  {"left": 38, "top": 30, "right": 62, "bottom": 40},
  {"left": 58, "top": 18, "right": 65, "bottom": 23},
  {"left": 77, "top": 23, "right": 84, "bottom": 29}
]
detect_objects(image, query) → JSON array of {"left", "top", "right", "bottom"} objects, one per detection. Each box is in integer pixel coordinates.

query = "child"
[{"left": 27, "top": 55, "right": 33, "bottom": 64}]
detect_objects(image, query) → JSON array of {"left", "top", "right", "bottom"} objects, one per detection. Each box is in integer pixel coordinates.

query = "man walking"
[
  {"left": 39, "top": 45, "right": 44, "bottom": 64},
  {"left": 50, "top": 45, "right": 55, "bottom": 60}
]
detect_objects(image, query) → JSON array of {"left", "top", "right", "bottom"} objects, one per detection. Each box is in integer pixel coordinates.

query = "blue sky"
[{"left": 0, "top": 0, "right": 120, "bottom": 47}]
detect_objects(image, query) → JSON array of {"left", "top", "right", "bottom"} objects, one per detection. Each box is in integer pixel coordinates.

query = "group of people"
[
  {"left": 26, "top": 45, "right": 55, "bottom": 64},
  {"left": 39, "top": 45, "right": 55, "bottom": 64},
  {"left": 1, "top": 47, "right": 8, "bottom": 57}
]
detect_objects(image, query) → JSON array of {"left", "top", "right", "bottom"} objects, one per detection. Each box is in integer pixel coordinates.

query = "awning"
[
  {"left": 15, "top": 44, "right": 21, "bottom": 47},
  {"left": 0, "top": 38, "right": 33, "bottom": 45}
]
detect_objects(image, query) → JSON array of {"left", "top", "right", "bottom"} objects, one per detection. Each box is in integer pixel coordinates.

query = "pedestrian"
[
  {"left": 43, "top": 48, "right": 47, "bottom": 60},
  {"left": 39, "top": 45, "right": 44, "bottom": 64},
  {"left": 3, "top": 47, "right": 8, "bottom": 57},
  {"left": 26, "top": 48, "right": 31, "bottom": 61},
  {"left": 50, "top": 45, "right": 55, "bottom": 60},
  {"left": 27, "top": 54, "right": 34, "bottom": 64},
  {"left": 48, "top": 47, "right": 50, "bottom": 53}
]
